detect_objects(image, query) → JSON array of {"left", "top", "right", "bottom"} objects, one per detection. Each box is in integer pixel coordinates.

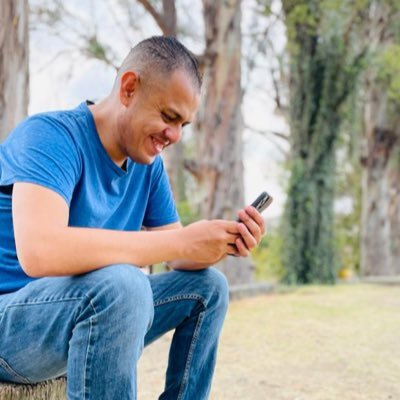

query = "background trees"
[
  {"left": 0, "top": 0, "right": 29, "bottom": 141},
  {"left": 279, "top": 0, "right": 368, "bottom": 283},
  {"left": 360, "top": 0, "right": 400, "bottom": 276},
  {"left": 2, "top": 0, "right": 399, "bottom": 284}
]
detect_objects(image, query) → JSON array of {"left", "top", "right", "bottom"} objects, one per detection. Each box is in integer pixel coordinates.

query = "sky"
[{"left": 28, "top": 0, "right": 288, "bottom": 220}]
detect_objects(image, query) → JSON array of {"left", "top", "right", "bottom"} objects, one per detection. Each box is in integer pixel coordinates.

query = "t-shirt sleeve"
[
  {"left": 142, "top": 156, "right": 179, "bottom": 228},
  {"left": 0, "top": 116, "right": 82, "bottom": 205}
]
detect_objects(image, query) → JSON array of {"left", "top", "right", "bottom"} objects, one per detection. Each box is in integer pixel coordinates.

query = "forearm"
[{"left": 19, "top": 226, "right": 184, "bottom": 277}]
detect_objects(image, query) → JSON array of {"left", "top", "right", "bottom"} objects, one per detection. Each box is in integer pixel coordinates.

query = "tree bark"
[
  {"left": 389, "top": 155, "right": 400, "bottom": 273},
  {"left": 361, "top": 91, "right": 399, "bottom": 275},
  {"left": 361, "top": 1, "right": 400, "bottom": 276},
  {"left": 0, "top": 0, "right": 29, "bottom": 141},
  {"left": 187, "top": 0, "right": 252, "bottom": 284}
]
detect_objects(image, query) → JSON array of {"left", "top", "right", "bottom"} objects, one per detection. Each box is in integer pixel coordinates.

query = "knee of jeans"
[
  {"left": 202, "top": 268, "right": 230, "bottom": 311},
  {"left": 86, "top": 264, "right": 154, "bottom": 323}
]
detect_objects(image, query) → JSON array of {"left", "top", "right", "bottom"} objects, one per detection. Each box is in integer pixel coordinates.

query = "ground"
[{"left": 138, "top": 283, "right": 400, "bottom": 400}]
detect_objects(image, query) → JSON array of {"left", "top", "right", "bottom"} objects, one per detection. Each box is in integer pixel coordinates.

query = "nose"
[{"left": 164, "top": 125, "right": 182, "bottom": 144}]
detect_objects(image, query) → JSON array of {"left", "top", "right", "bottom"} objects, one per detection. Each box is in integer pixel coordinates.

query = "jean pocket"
[{"left": 0, "top": 356, "right": 32, "bottom": 384}]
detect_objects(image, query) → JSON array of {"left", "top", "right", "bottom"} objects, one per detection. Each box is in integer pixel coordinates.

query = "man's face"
[{"left": 117, "top": 69, "right": 200, "bottom": 165}]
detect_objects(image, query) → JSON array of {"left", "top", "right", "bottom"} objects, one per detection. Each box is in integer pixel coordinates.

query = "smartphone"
[
  {"left": 250, "top": 191, "right": 273, "bottom": 214},
  {"left": 230, "top": 191, "right": 273, "bottom": 255},
  {"left": 236, "top": 191, "right": 273, "bottom": 223}
]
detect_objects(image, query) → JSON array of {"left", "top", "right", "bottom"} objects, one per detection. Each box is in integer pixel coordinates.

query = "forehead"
[{"left": 147, "top": 69, "right": 200, "bottom": 120}]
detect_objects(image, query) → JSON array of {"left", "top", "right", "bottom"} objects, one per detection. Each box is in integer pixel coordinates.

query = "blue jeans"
[{"left": 0, "top": 265, "right": 229, "bottom": 399}]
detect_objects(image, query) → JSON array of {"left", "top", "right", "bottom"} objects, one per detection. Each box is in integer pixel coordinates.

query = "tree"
[
  {"left": 360, "top": 0, "right": 400, "bottom": 275},
  {"left": 280, "top": 0, "right": 367, "bottom": 283},
  {"left": 185, "top": 0, "right": 253, "bottom": 284},
  {"left": 0, "top": 0, "right": 29, "bottom": 141}
]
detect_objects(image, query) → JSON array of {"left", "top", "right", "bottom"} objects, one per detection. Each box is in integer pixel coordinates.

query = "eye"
[{"left": 161, "top": 112, "right": 174, "bottom": 122}]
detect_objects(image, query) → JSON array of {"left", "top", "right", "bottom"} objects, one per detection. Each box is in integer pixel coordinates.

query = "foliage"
[
  {"left": 335, "top": 212, "right": 361, "bottom": 272},
  {"left": 255, "top": 0, "right": 274, "bottom": 16},
  {"left": 376, "top": 44, "right": 400, "bottom": 105},
  {"left": 84, "top": 35, "right": 114, "bottom": 64},
  {"left": 251, "top": 228, "right": 285, "bottom": 281},
  {"left": 334, "top": 91, "right": 363, "bottom": 274},
  {"left": 280, "top": 0, "right": 368, "bottom": 284},
  {"left": 177, "top": 199, "right": 199, "bottom": 226},
  {"left": 335, "top": 159, "right": 362, "bottom": 273}
]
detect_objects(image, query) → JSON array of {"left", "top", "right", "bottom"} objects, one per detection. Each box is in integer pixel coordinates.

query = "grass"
[{"left": 138, "top": 283, "right": 400, "bottom": 399}]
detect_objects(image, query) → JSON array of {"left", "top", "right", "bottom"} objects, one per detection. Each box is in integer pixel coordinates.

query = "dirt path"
[{"left": 138, "top": 284, "right": 400, "bottom": 399}]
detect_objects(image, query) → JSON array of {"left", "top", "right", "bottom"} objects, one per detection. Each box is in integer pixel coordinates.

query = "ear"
[{"left": 119, "top": 71, "right": 140, "bottom": 106}]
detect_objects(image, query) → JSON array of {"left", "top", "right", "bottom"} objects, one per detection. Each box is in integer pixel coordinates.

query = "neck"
[{"left": 88, "top": 97, "right": 126, "bottom": 167}]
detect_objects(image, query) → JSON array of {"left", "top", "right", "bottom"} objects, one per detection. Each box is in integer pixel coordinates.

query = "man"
[{"left": 0, "top": 36, "right": 265, "bottom": 399}]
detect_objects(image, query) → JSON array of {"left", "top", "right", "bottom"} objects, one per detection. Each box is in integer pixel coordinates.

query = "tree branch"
[
  {"left": 137, "top": 0, "right": 169, "bottom": 34},
  {"left": 244, "top": 125, "right": 288, "bottom": 156},
  {"left": 183, "top": 159, "right": 202, "bottom": 180},
  {"left": 245, "top": 123, "right": 289, "bottom": 142}
]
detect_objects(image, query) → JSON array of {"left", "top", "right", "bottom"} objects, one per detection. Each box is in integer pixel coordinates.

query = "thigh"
[
  {"left": 0, "top": 276, "right": 88, "bottom": 383},
  {"left": 0, "top": 264, "right": 155, "bottom": 384}
]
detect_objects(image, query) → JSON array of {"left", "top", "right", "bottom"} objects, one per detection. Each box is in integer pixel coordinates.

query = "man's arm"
[
  {"left": 146, "top": 222, "right": 213, "bottom": 270},
  {"left": 146, "top": 203, "right": 266, "bottom": 271},
  {"left": 12, "top": 183, "right": 241, "bottom": 277}
]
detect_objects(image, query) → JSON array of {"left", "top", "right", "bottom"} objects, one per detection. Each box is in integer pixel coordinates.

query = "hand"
[
  {"left": 179, "top": 220, "right": 241, "bottom": 264},
  {"left": 234, "top": 206, "right": 266, "bottom": 257}
]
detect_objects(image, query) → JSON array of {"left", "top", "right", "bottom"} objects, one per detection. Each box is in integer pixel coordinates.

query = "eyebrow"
[{"left": 165, "top": 108, "right": 192, "bottom": 127}]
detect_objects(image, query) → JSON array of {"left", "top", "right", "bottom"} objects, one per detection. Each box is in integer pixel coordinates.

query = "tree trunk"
[
  {"left": 281, "top": 1, "right": 365, "bottom": 284},
  {"left": 186, "top": 0, "right": 253, "bottom": 284},
  {"left": 361, "top": 92, "right": 399, "bottom": 275},
  {"left": 360, "top": 1, "right": 400, "bottom": 276},
  {"left": 0, "top": 0, "right": 29, "bottom": 141},
  {"left": 389, "top": 155, "right": 400, "bottom": 273}
]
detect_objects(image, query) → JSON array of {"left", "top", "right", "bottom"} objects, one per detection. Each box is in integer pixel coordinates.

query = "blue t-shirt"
[{"left": 0, "top": 102, "right": 179, "bottom": 294}]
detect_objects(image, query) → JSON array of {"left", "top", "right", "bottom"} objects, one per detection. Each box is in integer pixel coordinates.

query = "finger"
[
  {"left": 214, "top": 219, "right": 241, "bottom": 234},
  {"left": 235, "top": 237, "right": 250, "bottom": 257},
  {"left": 236, "top": 208, "right": 246, "bottom": 221},
  {"left": 227, "top": 244, "right": 240, "bottom": 257},
  {"left": 245, "top": 206, "right": 266, "bottom": 235},
  {"left": 238, "top": 223, "right": 258, "bottom": 251},
  {"left": 226, "top": 233, "right": 240, "bottom": 244},
  {"left": 237, "top": 210, "right": 262, "bottom": 243},
  {"left": 223, "top": 220, "right": 241, "bottom": 234}
]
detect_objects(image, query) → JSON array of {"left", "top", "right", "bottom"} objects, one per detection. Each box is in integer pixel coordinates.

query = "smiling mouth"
[{"left": 151, "top": 136, "right": 170, "bottom": 153}]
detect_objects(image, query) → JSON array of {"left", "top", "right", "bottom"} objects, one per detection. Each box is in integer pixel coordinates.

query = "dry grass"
[{"left": 138, "top": 284, "right": 400, "bottom": 399}]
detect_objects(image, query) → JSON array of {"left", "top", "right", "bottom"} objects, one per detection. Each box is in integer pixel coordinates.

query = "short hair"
[{"left": 116, "top": 36, "right": 202, "bottom": 91}]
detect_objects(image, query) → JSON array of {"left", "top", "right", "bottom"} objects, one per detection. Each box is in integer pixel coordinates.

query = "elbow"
[
  {"left": 16, "top": 243, "right": 48, "bottom": 278},
  {"left": 21, "top": 266, "right": 46, "bottom": 279}
]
